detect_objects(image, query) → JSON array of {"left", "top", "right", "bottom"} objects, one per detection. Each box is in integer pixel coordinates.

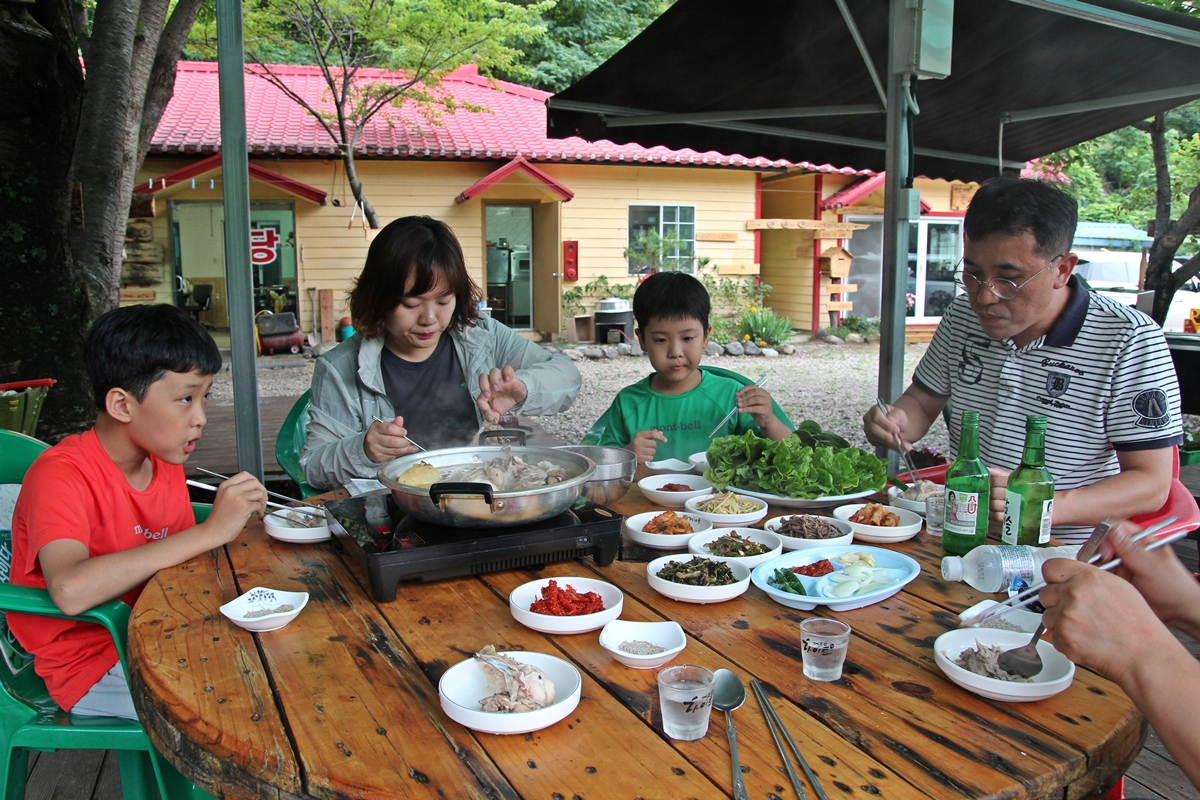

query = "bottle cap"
[{"left": 941, "top": 556, "right": 963, "bottom": 582}]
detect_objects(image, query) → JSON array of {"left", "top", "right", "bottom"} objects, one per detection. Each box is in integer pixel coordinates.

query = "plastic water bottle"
[{"left": 941, "top": 544, "right": 1081, "bottom": 594}]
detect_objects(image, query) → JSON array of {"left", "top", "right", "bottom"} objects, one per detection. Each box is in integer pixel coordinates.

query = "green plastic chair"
[
  {"left": 275, "top": 390, "right": 318, "bottom": 498},
  {"left": 581, "top": 365, "right": 794, "bottom": 446},
  {"left": 0, "top": 432, "right": 49, "bottom": 485}
]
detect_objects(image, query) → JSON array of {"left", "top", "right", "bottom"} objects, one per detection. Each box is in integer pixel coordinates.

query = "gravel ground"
[{"left": 218, "top": 341, "right": 951, "bottom": 454}]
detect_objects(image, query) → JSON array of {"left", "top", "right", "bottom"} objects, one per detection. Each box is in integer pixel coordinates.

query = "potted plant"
[{"left": 1183, "top": 421, "right": 1200, "bottom": 466}]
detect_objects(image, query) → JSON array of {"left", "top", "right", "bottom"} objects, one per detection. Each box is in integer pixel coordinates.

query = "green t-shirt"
[{"left": 597, "top": 370, "right": 789, "bottom": 462}]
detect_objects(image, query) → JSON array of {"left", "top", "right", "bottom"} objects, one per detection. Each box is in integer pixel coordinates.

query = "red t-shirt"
[{"left": 8, "top": 428, "right": 195, "bottom": 711}]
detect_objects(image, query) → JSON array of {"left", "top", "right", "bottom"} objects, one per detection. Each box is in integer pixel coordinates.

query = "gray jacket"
[{"left": 299, "top": 319, "right": 581, "bottom": 489}]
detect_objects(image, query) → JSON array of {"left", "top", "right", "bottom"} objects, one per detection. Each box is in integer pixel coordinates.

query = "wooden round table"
[{"left": 129, "top": 486, "right": 1143, "bottom": 799}]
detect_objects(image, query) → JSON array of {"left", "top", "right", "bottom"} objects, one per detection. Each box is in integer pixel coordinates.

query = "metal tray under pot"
[{"left": 377, "top": 432, "right": 596, "bottom": 528}]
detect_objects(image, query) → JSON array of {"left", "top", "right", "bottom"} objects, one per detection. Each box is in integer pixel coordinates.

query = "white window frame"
[
  {"left": 627, "top": 204, "right": 697, "bottom": 274},
  {"left": 845, "top": 214, "right": 962, "bottom": 322}
]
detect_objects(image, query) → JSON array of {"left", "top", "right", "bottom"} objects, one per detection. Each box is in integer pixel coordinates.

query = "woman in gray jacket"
[{"left": 300, "top": 216, "right": 581, "bottom": 490}]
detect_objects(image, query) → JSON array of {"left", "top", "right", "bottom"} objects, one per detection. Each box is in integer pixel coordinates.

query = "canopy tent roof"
[{"left": 547, "top": 0, "right": 1200, "bottom": 183}]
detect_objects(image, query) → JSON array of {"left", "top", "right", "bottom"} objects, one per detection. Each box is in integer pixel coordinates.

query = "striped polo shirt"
[{"left": 913, "top": 275, "right": 1182, "bottom": 543}]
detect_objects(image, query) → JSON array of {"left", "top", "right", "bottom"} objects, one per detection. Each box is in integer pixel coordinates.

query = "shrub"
[
  {"left": 735, "top": 306, "right": 793, "bottom": 347},
  {"left": 709, "top": 315, "right": 734, "bottom": 345}
]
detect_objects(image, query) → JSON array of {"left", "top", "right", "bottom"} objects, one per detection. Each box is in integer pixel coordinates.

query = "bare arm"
[
  {"left": 987, "top": 447, "right": 1173, "bottom": 525},
  {"left": 862, "top": 383, "right": 947, "bottom": 452},
  {"left": 39, "top": 473, "right": 266, "bottom": 616}
]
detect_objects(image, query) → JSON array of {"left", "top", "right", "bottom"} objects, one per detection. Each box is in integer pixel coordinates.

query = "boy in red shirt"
[{"left": 8, "top": 304, "right": 267, "bottom": 719}]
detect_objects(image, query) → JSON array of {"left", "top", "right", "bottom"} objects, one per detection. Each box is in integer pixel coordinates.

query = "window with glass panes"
[{"left": 628, "top": 205, "right": 696, "bottom": 273}]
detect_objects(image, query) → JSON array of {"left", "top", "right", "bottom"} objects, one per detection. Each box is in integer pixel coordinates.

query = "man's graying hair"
[{"left": 964, "top": 177, "right": 1077, "bottom": 257}]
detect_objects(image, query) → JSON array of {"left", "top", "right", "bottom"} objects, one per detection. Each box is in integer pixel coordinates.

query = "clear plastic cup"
[
  {"left": 800, "top": 618, "right": 851, "bottom": 681},
  {"left": 925, "top": 490, "right": 945, "bottom": 537},
  {"left": 657, "top": 664, "right": 715, "bottom": 740}
]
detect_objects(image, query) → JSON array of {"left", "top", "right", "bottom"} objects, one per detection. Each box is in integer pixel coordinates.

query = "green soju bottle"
[
  {"left": 943, "top": 411, "right": 990, "bottom": 556},
  {"left": 1001, "top": 415, "right": 1055, "bottom": 546}
]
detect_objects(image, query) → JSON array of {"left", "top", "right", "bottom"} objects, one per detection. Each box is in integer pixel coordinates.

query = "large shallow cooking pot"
[
  {"left": 378, "top": 445, "right": 596, "bottom": 528},
  {"left": 555, "top": 446, "right": 636, "bottom": 507}
]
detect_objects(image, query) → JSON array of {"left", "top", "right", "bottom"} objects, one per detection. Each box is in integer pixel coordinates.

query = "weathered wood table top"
[{"left": 128, "top": 485, "right": 1144, "bottom": 800}]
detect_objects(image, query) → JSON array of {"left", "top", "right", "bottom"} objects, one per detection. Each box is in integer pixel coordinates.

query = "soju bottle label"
[
  {"left": 944, "top": 490, "right": 980, "bottom": 536},
  {"left": 1039, "top": 499, "right": 1054, "bottom": 544},
  {"left": 1002, "top": 494, "right": 1021, "bottom": 544}
]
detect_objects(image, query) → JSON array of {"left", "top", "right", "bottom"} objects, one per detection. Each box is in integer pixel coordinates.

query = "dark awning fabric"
[{"left": 546, "top": 0, "right": 1200, "bottom": 182}]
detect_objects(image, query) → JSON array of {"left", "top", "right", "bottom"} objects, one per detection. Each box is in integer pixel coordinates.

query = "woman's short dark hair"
[
  {"left": 349, "top": 216, "right": 481, "bottom": 339},
  {"left": 965, "top": 177, "right": 1077, "bottom": 257},
  {"left": 85, "top": 304, "right": 222, "bottom": 409},
  {"left": 633, "top": 271, "right": 711, "bottom": 331}
]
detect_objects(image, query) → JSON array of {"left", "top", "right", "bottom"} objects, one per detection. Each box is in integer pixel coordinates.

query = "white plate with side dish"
[
  {"left": 832, "top": 503, "right": 923, "bottom": 543},
  {"left": 763, "top": 514, "right": 853, "bottom": 550},
  {"left": 625, "top": 510, "right": 712, "bottom": 549},
  {"left": 646, "top": 554, "right": 751, "bottom": 604},
  {"left": 751, "top": 545, "right": 920, "bottom": 612},
  {"left": 638, "top": 474, "right": 713, "bottom": 508},
  {"left": 438, "top": 650, "right": 582, "bottom": 734},
  {"left": 508, "top": 577, "right": 623, "bottom": 634},
  {"left": 263, "top": 509, "right": 332, "bottom": 543},
  {"left": 219, "top": 587, "right": 309, "bottom": 632},
  {"left": 729, "top": 486, "right": 876, "bottom": 509},
  {"left": 934, "top": 628, "right": 1075, "bottom": 702}
]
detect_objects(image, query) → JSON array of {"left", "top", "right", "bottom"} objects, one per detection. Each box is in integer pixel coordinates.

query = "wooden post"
[{"left": 319, "top": 289, "right": 335, "bottom": 342}]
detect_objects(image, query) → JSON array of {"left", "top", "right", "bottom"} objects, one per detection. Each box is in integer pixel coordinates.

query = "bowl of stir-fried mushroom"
[
  {"left": 934, "top": 628, "right": 1074, "bottom": 702},
  {"left": 379, "top": 445, "right": 596, "bottom": 528}
]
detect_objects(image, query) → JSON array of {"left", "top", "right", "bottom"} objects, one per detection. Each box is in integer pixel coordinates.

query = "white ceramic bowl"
[
  {"left": 644, "top": 458, "right": 694, "bottom": 473},
  {"left": 598, "top": 620, "right": 687, "bottom": 669},
  {"left": 508, "top": 577, "right": 623, "bottom": 634},
  {"left": 219, "top": 587, "right": 309, "bottom": 632},
  {"left": 438, "top": 651, "right": 582, "bottom": 734},
  {"left": 763, "top": 514, "right": 854, "bottom": 550},
  {"left": 832, "top": 503, "right": 923, "bottom": 543},
  {"left": 625, "top": 510, "right": 713, "bottom": 549},
  {"left": 638, "top": 473, "right": 713, "bottom": 507},
  {"left": 646, "top": 554, "right": 751, "bottom": 604},
  {"left": 263, "top": 509, "right": 331, "bottom": 543},
  {"left": 687, "top": 527, "right": 783, "bottom": 569},
  {"left": 934, "top": 628, "right": 1075, "bottom": 702},
  {"left": 887, "top": 484, "right": 939, "bottom": 516},
  {"left": 957, "top": 599, "right": 1043, "bottom": 634},
  {"left": 684, "top": 493, "right": 768, "bottom": 527},
  {"left": 688, "top": 451, "right": 710, "bottom": 474}
]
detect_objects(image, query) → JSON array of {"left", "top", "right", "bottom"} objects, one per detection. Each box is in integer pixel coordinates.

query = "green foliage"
[
  {"left": 827, "top": 315, "right": 879, "bottom": 338},
  {"left": 561, "top": 286, "right": 585, "bottom": 318},
  {"left": 708, "top": 314, "right": 734, "bottom": 345},
  {"left": 493, "top": 0, "right": 668, "bottom": 92},
  {"left": 734, "top": 306, "right": 793, "bottom": 348},
  {"left": 1184, "top": 418, "right": 1200, "bottom": 451},
  {"left": 704, "top": 430, "right": 886, "bottom": 499},
  {"left": 624, "top": 228, "right": 702, "bottom": 273},
  {"left": 582, "top": 274, "right": 635, "bottom": 301}
]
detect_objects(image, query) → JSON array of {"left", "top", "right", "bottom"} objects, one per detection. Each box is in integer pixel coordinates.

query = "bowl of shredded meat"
[
  {"left": 509, "top": 577, "right": 623, "bottom": 634},
  {"left": 763, "top": 514, "right": 853, "bottom": 550},
  {"left": 934, "top": 628, "right": 1075, "bottom": 702}
]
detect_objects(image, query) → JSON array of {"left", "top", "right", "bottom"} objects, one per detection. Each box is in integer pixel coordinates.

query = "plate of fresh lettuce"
[{"left": 704, "top": 424, "right": 887, "bottom": 508}]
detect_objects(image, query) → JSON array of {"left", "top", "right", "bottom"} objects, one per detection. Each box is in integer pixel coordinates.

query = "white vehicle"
[{"left": 1073, "top": 251, "right": 1199, "bottom": 333}]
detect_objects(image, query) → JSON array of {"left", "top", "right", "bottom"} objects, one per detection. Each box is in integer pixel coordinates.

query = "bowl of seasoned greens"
[
  {"left": 687, "top": 528, "right": 782, "bottom": 569},
  {"left": 646, "top": 554, "right": 751, "bottom": 604}
]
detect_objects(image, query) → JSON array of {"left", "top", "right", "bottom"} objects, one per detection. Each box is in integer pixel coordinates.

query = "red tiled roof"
[
  {"left": 133, "top": 153, "right": 328, "bottom": 203},
  {"left": 455, "top": 156, "right": 573, "bottom": 203},
  {"left": 151, "top": 62, "right": 873, "bottom": 174},
  {"left": 821, "top": 172, "right": 930, "bottom": 212}
]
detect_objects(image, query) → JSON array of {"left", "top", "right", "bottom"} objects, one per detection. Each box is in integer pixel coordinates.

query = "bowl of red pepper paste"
[{"left": 509, "top": 577, "right": 624, "bottom": 634}]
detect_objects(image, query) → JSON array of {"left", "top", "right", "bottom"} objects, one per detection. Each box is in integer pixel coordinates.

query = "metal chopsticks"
[
  {"left": 185, "top": 479, "right": 326, "bottom": 517},
  {"left": 709, "top": 374, "right": 768, "bottom": 439},
  {"left": 371, "top": 416, "right": 426, "bottom": 451},
  {"left": 960, "top": 516, "right": 1180, "bottom": 628},
  {"left": 751, "top": 679, "right": 828, "bottom": 800},
  {"left": 875, "top": 398, "right": 920, "bottom": 481},
  {"left": 196, "top": 467, "right": 321, "bottom": 508}
]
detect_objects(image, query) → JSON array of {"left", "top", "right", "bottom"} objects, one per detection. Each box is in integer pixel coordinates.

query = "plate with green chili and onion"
[{"left": 751, "top": 545, "right": 920, "bottom": 612}]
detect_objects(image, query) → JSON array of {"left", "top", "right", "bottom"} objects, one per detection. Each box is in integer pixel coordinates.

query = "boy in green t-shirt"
[{"left": 596, "top": 272, "right": 793, "bottom": 463}]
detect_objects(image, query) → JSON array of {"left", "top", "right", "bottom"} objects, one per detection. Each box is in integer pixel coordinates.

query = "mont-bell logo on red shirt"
[{"left": 134, "top": 524, "right": 170, "bottom": 541}]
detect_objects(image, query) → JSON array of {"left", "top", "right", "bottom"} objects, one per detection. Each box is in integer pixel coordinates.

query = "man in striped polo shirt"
[{"left": 865, "top": 177, "right": 1182, "bottom": 544}]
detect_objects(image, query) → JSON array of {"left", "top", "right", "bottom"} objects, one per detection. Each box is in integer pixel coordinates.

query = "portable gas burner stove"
[{"left": 326, "top": 491, "right": 624, "bottom": 602}]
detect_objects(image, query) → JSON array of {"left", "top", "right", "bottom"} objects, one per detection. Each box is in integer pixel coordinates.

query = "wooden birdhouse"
[{"left": 820, "top": 246, "right": 853, "bottom": 278}]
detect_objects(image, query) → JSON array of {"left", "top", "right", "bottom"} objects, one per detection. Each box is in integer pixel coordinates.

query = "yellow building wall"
[{"left": 132, "top": 158, "right": 765, "bottom": 333}]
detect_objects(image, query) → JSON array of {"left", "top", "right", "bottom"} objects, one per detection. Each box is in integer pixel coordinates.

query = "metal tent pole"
[
  {"left": 877, "top": 0, "right": 914, "bottom": 470},
  {"left": 215, "top": 0, "right": 264, "bottom": 480}
]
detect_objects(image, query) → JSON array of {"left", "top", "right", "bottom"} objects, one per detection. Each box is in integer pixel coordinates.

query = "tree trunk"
[
  {"left": 1141, "top": 113, "right": 1200, "bottom": 326},
  {"left": 342, "top": 149, "right": 381, "bottom": 229},
  {"left": 137, "top": 0, "right": 205, "bottom": 165},
  {"left": 0, "top": 0, "right": 94, "bottom": 441}
]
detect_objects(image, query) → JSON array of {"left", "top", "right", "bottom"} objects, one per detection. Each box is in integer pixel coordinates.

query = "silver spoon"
[
  {"left": 712, "top": 669, "right": 749, "bottom": 800},
  {"left": 997, "top": 521, "right": 1119, "bottom": 679}
]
